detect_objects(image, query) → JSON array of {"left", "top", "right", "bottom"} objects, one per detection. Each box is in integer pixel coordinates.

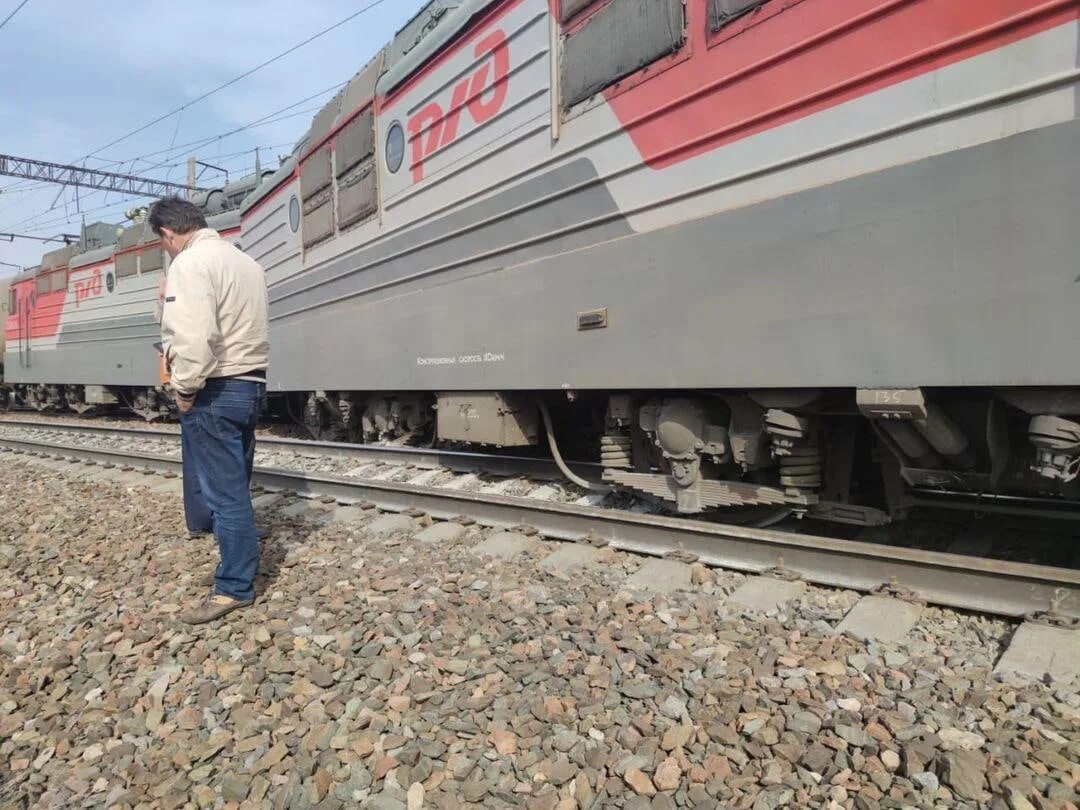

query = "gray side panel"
[
  {"left": 267, "top": 119, "right": 1080, "bottom": 392},
  {"left": 241, "top": 156, "right": 298, "bottom": 216},
  {"left": 337, "top": 166, "right": 378, "bottom": 229},
  {"left": 42, "top": 244, "right": 79, "bottom": 271},
  {"left": 335, "top": 110, "right": 376, "bottom": 178},
  {"left": 300, "top": 147, "right": 332, "bottom": 200},
  {"left": 57, "top": 314, "right": 159, "bottom": 346},
  {"left": 302, "top": 195, "right": 335, "bottom": 247},
  {"left": 208, "top": 210, "right": 241, "bottom": 232},
  {"left": 70, "top": 245, "right": 115, "bottom": 268},
  {"left": 379, "top": 0, "right": 496, "bottom": 96},
  {"left": 561, "top": 0, "right": 684, "bottom": 107},
  {"left": 4, "top": 339, "right": 161, "bottom": 386},
  {"left": 304, "top": 90, "right": 345, "bottom": 155},
  {"left": 338, "top": 51, "right": 385, "bottom": 124},
  {"left": 117, "top": 223, "right": 148, "bottom": 250},
  {"left": 269, "top": 158, "right": 631, "bottom": 319}
]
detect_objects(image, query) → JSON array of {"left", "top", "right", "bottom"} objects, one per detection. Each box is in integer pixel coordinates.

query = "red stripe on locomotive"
[{"left": 605, "top": 0, "right": 1078, "bottom": 169}]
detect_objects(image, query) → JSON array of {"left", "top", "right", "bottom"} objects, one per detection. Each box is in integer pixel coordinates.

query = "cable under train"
[{"left": 4, "top": 0, "right": 1080, "bottom": 527}]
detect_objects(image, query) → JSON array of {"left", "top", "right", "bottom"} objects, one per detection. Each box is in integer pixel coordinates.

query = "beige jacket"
[{"left": 160, "top": 229, "right": 269, "bottom": 395}]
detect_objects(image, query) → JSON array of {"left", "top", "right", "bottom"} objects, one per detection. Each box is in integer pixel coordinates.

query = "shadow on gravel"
[{"left": 252, "top": 529, "right": 289, "bottom": 594}]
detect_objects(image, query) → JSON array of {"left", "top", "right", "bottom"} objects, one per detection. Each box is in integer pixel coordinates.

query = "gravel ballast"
[{"left": 0, "top": 456, "right": 1077, "bottom": 809}]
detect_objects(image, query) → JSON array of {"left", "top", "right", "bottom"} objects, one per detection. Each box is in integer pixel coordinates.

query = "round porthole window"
[
  {"left": 385, "top": 121, "right": 405, "bottom": 174},
  {"left": 105, "top": 272, "right": 115, "bottom": 293},
  {"left": 288, "top": 196, "right": 301, "bottom": 233}
]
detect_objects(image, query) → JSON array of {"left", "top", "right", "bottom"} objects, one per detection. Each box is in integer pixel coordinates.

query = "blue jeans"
[
  {"left": 179, "top": 378, "right": 265, "bottom": 600},
  {"left": 182, "top": 428, "right": 213, "bottom": 535}
]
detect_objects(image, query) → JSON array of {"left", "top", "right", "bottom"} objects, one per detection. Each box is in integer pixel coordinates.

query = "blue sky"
[{"left": 0, "top": 0, "right": 427, "bottom": 273}]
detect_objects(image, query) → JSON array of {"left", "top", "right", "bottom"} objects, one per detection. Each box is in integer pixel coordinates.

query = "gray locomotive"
[{"left": 7, "top": 0, "right": 1080, "bottom": 526}]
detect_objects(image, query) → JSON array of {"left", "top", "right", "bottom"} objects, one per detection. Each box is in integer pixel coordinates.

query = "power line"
[
  {"left": 0, "top": 100, "right": 319, "bottom": 229},
  {"left": 0, "top": 230, "right": 79, "bottom": 244},
  {"left": 0, "top": 83, "right": 337, "bottom": 228},
  {"left": 5, "top": 0, "right": 394, "bottom": 232},
  {"left": 83, "top": 0, "right": 389, "bottom": 161},
  {"left": 0, "top": 73, "right": 338, "bottom": 204},
  {"left": 0, "top": 0, "right": 30, "bottom": 31},
  {"left": 1, "top": 81, "right": 334, "bottom": 203},
  {"left": 94, "top": 82, "right": 346, "bottom": 167}
]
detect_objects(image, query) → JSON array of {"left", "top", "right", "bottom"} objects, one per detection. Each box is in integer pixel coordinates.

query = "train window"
[
  {"left": 35, "top": 273, "right": 49, "bottom": 295},
  {"left": 115, "top": 252, "right": 138, "bottom": 279},
  {"left": 140, "top": 247, "right": 164, "bottom": 275},
  {"left": 7, "top": 288, "right": 16, "bottom": 316},
  {"left": 561, "top": 0, "right": 685, "bottom": 109},
  {"left": 50, "top": 268, "right": 68, "bottom": 292},
  {"left": 709, "top": 0, "right": 768, "bottom": 30}
]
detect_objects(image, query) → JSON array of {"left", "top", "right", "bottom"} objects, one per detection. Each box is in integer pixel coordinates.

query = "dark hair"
[{"left": 148, "top": 196, "right": 207, "bottom": 236}]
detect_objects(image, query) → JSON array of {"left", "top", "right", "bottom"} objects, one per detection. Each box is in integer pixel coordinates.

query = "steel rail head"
[{"left": 0, "top": 434, "right": 1076, "bottom": 619}]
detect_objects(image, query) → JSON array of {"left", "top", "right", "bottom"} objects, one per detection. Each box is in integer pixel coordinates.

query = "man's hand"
[{"left": 175, "top": 391, "right": 195, "bottom": 414}]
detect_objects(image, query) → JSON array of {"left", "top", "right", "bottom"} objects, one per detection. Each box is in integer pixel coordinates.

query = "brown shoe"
[{"left": 181, "top": 593, "right": 254, "bottom": 625}]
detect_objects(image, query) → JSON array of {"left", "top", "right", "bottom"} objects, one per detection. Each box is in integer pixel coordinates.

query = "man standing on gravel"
[{"left": 152, "top": 197, "right": 269, "bottom": 625}]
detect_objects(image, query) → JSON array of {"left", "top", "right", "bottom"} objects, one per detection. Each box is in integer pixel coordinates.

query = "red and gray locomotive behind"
[{"left": 6, "top": 0, "right": 1080, "bottom": 526}]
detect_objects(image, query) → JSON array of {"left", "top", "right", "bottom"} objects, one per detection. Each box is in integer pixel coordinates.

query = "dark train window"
[
  {"left": 115, "top": 252, "right": 138, "bottom": 279},
  {"left": 140, "top": 247, "right": 164, "bottom": 275},
  {"left": 7, "top": 288, "right": 16, "bottom": 316},
  {"left": 35, "top": 273, "right": 49, "bottom": 295},
  {"left": 561, "top": 0, "right": 685, "bottom": 108},
  {"left": 710, "top": 0, "right": 769, "bottom": 30}
]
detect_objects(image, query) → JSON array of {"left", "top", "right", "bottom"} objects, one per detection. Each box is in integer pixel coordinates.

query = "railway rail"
[
  {"left": 1, "top": 431, "right": 1077, "bottom": 621},
  {"left": 0, "top": 416, "right": 597, "bottom": 482}
]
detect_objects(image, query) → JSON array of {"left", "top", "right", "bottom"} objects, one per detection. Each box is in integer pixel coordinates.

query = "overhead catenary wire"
[
  {"left": 0, "top": 0, "right": 30, "bottom": 31},
  {"left": 0, "top": 86, "right": 336, "bottom": 223},
  {"left": 0, "top": 2, "right": 364, "bottom": 207},
  {"left": 80, "top": 0, "right": 389, "bottom": 162},
  {"left": 0, "top": 88, "right": 331, "bottom": 224},
  {"left": 4, "top": 0, "right": 395, "bottom": 241},
  {"left": 0, "top": 79, "right": 343, "bottom": 229},
  {"left": 0, "top": 96, "right": 329, "bottom": 230}
]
